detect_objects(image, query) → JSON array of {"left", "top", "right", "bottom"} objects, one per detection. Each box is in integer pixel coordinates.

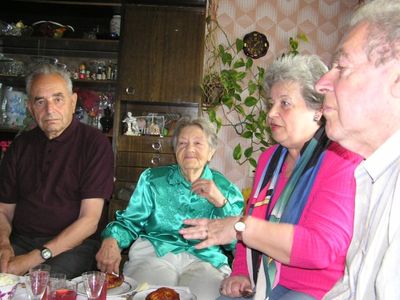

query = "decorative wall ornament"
[{"left": 243, "top": 31, "right": 269, "bottom": 59}]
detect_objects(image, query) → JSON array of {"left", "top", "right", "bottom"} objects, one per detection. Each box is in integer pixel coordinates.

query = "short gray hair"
[
  {"left": 264, "top": 54, "right": 328, "bottom": 111},
  {"left": 26, "top": 63, "right": 73, "bottom": 98},
  {"left": 172, "top": 116, "right": 218, "bottom": 152},
  {"left": 349, "top": 0, "right": 400, "bottom": 66}
]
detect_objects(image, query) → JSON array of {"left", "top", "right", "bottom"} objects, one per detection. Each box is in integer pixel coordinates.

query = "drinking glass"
[
  {"left": 25, "top": 264, "right": 51, "bottom": 300},
  {"left": 81, "top": 271, "right": 106, "bottom": 300},
  {"left": 47, "top": 273, "right": 67, "bottom": 300},
  {"left": 48, "top": 281, "right": 77, "bottom": 300}
]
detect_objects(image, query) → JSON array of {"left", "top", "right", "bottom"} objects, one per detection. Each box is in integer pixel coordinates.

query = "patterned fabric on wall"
[{"left": 206, "top": 0, "right": 359, "bottom": 190}]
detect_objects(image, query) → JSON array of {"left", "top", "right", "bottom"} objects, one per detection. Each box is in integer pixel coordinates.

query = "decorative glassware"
[
  {"left": 25, "top": 264, "right": 51, "bottom": 300},
  {"left": 47, "top": 273, "right": 67, "bottom": 300},
  {"left": 48, "top": 278, "right": 77, "bottom": 300},
  {"left": 81, "top": 271, "right": 106, "bottom": 300}
]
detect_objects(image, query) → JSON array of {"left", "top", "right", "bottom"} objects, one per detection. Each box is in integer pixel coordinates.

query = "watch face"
[
  {"left": 234, "top": 221, "right": 246, "bottom": 232},
  {"left": 41, "top": 248, "right": 52, "bottom": 260},
  {"left": 243, "top": 31, "right": 269, "bottom": 59}
]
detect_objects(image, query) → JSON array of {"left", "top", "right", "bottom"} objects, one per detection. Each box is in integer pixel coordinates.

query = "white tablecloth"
[{"left": 13, "top": 284, "right": 193, "bottom": 300}]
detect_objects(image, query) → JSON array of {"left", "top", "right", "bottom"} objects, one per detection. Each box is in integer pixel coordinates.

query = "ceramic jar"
[
  {"left": 110, "top": 15, "right": 121, "bottom": 36},
  {"left": 4, "top": 87, "right": 27, "bottom": 127}
]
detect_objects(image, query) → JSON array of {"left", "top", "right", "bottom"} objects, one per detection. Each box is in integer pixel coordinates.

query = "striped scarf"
[{"left": 248, "top": 126, "right": 330, "bottom": 299}]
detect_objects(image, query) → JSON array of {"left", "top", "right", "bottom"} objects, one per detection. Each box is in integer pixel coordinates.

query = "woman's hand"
[
  {"left": 219, "top": 275, "right": 253, "bottom": 298},
  {"left": 180, "top": 217, "right": 239, "bottom": 249},
  {"left": 95, "top": 238, "right": 122, "bottom": 275},
  {"left": 191, "top": 178, "right": 226, "bottom": 207}
]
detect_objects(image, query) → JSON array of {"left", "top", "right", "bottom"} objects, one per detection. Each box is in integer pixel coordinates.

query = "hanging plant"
[{"left": 201, "top": 1, "right": 307, "bottom": 168}]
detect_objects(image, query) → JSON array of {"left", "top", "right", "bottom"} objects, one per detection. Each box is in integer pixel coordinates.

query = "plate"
[
  {"left": 72, "top": 276, "right": 138, "bottom": 298},
  {"left": 12, "top": 284, "right": 28, "bottom": 300},
  {"left": 133, "top": 287, "right": 196, "bottom": 300}
]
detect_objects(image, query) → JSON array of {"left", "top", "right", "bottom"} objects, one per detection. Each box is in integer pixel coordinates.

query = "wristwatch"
[
  {"left": 234, "top": 216, "right": 248, "bottom": 240},
  {"left": 39, "top": 247, "right": 53, "bottom": 261}
]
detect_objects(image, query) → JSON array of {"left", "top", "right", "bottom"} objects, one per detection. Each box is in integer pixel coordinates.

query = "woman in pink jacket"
[{"left": 180, "top": 54, "right": 362, "bottom": 299}]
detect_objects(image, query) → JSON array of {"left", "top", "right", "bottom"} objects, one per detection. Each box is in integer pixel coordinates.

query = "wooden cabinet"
[
  {"left": 115, "top": 135, "right": 176, "bottom": 189},
  {"left": 0, "top": 0, "right": 120, "bottom": 138},
  {"left": 110, "top": 2, "right": 206, "bottom": 219},
  {"left": 118, "top": 4, "right": 206, "bottom": 103}
]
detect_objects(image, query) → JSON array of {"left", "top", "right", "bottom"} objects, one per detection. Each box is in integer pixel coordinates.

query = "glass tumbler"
[{"left": 49, "top": 281, "right": 77, "bottom": 300}]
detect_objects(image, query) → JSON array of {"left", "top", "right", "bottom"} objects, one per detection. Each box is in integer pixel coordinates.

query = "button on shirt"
[{"left": 324, "top": 129, "right": 400, "bottom": 300}]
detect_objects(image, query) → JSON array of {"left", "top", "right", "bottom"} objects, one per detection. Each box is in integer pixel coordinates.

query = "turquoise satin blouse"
[{"left": 102, "top": 164, "right": 244, "bottom": 269}]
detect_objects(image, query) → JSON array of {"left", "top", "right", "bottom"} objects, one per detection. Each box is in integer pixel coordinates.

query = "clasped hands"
[{"left": 0, "top": 243, "right": 39, "bottom": 275}]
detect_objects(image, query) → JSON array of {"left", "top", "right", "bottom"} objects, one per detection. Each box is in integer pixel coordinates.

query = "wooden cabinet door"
[{"left": 118, "top": 4, "right": 205, "bottom": 103}]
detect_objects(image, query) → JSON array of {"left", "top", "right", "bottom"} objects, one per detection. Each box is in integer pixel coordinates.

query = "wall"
[{"left": 205, "top": 0, "right": 359, "bottom": 190}]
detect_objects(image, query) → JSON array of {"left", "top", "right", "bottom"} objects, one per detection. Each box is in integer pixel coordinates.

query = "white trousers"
[{"left": 123, "top": 238, "right": 231, "bottom": 300}]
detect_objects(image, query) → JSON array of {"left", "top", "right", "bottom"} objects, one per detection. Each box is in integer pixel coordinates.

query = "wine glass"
[
  {"left": 25, "top": 264, "right": 51, "bottom": 300},
  {"left": 81, "top": 271, "right": 106, "bottom": 300}
]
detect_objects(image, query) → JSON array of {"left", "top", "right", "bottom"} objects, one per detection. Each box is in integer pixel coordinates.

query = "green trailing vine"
[{"left": 202, "top": 23, "right": 308, "bottom": 168}]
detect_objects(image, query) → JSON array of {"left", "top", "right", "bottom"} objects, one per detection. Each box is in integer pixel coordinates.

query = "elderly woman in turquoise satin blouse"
[{"left": 96, "top": 117, "right": 244, "bottom": 300}]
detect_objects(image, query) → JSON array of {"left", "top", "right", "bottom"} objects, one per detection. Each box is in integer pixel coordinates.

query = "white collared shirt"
[{"left": 324, "top": 129, "right": 400, "bottom": 300}]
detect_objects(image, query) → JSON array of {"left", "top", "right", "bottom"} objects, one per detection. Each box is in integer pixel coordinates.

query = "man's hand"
[
  {"left": 0, "top": 242, "right": 14, "bottom": 273},
  {"left": 7, "top": 250, "right": 42, "bottom": 275},
  {"left": 96, "top": 238, "right": 122, "bottom": 275},
  {"left": 0, "top": 203, "right": 16, "bottom": 273},
  {"left": 179, "top": 217, "right": 239, "bottom": 249}
]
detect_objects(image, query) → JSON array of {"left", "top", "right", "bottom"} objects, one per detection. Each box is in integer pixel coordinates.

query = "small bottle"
[
  {"left": 106, "top": 65, "right": 112, "bottom": 80},
  {"left": 79, "top": 64, "right": 86, "bottom": 80},
  {"left": 110, "top": 14, "right": 121, "bottom": 36},
  {"left": 0, "top": 83, "right": 5, "bottom": 125},
  {"left": 96, "top": 67, "right": 103, "bottom": 80}
]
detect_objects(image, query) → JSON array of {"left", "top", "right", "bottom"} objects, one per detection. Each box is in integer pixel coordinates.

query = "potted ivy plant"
[{"left": 202, "top": 29, "right": 308, "bottom": 168}]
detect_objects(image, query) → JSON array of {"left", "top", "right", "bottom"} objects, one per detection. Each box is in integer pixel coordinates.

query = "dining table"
[{"left": 12, "top": 277, "right": 195, "bottom": 300}]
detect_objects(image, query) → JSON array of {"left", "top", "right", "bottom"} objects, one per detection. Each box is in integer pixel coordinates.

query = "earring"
[{"left": 313, "top": 113, "right": 320, "bottom": 122}]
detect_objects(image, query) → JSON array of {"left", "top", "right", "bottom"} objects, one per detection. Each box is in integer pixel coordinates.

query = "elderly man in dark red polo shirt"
[{"left": 0, "top": 63, "right": 114, "bottom": 279}]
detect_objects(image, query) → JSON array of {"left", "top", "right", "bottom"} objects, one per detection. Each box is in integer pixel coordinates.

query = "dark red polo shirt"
[{"left": 0, "top": 118, "right": 114, "bottom": 237}]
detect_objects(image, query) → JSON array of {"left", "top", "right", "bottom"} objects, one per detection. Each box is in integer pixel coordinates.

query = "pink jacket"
[{"left": 232, "top": 142, "right": 362, "bottom": 299}]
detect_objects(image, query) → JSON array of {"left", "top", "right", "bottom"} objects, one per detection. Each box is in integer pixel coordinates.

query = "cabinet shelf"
[
  {"left": 0, "top": 126, "right": 20, "bottom": 134},
  {"left": 0, "top": 75, "right": 117, "bottom": 90},
  {"left": 12, "top": 0, "right": 121, "bottom": 6},
  {"left": 0, "top": 36, "right": 119, "bottom": 58}
]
